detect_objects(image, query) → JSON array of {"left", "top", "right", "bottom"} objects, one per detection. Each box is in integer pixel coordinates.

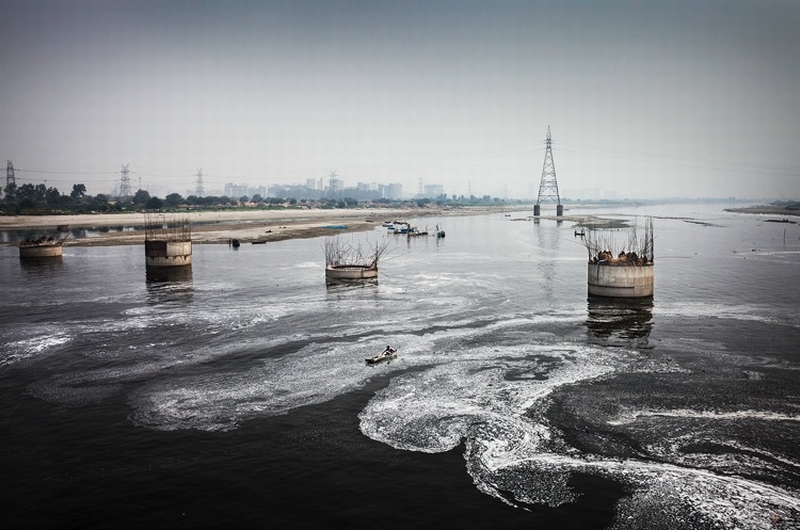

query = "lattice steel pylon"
[
  {"left": 195, "top": 168, "right": 204, "bottom": 197},
  {"left": 6, "top": 160, "right": 16, "bottom": 188},
  {"left": 534, "top": 126, "right": 563, "bottom": 217},
  {"left": 119, "top": 164, "right": 131, "bottom": 198}
]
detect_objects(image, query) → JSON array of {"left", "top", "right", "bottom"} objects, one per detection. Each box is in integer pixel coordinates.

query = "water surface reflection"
[
  {"left": 586, "top": 296, "right": 653, "bottom": 348},
  {"left": 145, "top": 266, "right": 194, "bottom": 304}
]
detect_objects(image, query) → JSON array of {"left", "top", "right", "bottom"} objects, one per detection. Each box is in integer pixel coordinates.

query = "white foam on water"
[
  {"left": 125, "top": 316, "right": 611, "bottom": 432},
  {"left": 462, "top": 421, "right": 800, "bottom": 528},
  {"left": 126, "top": 321, "right": 493, "bottom": 425},
  {"left": 655, "top": 300, "right": 800, "bottom": 328},
  {"left": 13, "top": 286, "right": 797, "bottom": 528},
  {"left": 359, "top": 341, "right": 630, "bottom": 454},
  {"left": 485, "top": 452, "right": 800, "bottom": 529},
  {"left": 24, "top": 291, "right": 506, "bottom": 409},
  {"left": 28, "top": 376, "right": 119, "bottom": 405},
  {"left": 28, "top": 330, "right": 313, "bottom": 406},
  {"left": 642, "top": 433, "right": 800, "bottom": 481},
  {"left": 128, "top": 335, "right": 432, "bottom": 431},
  {"left": 356, "top": 336, "right": 800, "bottom": 528},
  {"left": 609, "top": 407, "right": 800, "bottom": 425},
  {"left": 0, "top": 332, "right": 72, "bottom": 367}
]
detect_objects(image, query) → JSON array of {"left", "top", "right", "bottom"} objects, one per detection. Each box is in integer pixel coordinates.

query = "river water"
[{"left": 1, "top": 204, "right": 799, "bottom": 529}]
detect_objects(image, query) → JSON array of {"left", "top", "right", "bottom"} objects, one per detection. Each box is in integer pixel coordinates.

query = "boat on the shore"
[{"left": 391, "top": 223, "right": 409, "bottom": 234}]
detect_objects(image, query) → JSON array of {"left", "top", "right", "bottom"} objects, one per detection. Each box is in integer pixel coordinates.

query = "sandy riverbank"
[
  {"left": 0, "top": 205, "right": 525, "bottom": 246},
  {"left": 723, "top": 206, "right": 800, "bottom": 217}
]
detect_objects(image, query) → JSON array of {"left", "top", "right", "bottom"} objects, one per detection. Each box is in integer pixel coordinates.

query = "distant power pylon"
[
  {"left": 119, "top": 164, "right": 131, "bottom": 198},
  {"left": 534, "top": 126, "right": 563, "bottom": 217},
  {"left": 195, "top": 168, "right": 205, "bottom": 197},
  {"left": 328, "top": 171, "right": 340, "bottom": 197},
  {"left": 6, "top": 160, "right": 16, "bottom": 188}
]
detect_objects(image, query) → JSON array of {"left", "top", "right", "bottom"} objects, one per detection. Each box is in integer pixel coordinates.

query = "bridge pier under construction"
[{"left": 144, "top": 214, "right": 192, "bottom": 269}]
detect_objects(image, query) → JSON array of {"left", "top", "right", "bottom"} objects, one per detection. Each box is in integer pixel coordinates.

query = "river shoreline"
[
  {"left": 4, "top": 202, "right": 794, "bottom": 247},
  {"left": 723, "top": 206, "right": 800, "bottom": 217},
  {"left": 0, "top": 205, "right": 526, "bottom": 246}
]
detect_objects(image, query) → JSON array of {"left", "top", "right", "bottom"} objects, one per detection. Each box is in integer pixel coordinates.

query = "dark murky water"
[{"left": 1, "top": 204, "right": 798, "bottom": 529}]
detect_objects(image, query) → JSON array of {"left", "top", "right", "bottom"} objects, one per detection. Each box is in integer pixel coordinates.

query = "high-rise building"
[
  {"left": 424, "top": 184, "right": 444, "bottom": 198},
  {"left": 224, "top": 183, "right": 249, "bottom": 198}
]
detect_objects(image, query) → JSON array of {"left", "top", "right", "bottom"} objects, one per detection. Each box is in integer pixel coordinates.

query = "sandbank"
[
  {"left": 723, "top": 206, "right": 800, "bottom": 217},
  {"left": 0, "top": 205, "right": 521, "bottom": 246}
]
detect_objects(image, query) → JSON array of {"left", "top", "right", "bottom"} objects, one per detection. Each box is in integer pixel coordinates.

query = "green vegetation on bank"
[
  {"left": 5, "top": 181, "right": 792, "bottom": 217},
  {"left": 0, "top": 182, "right": 526, "bottom": 215},
  {"left": 770, "top": 200, "right": 800, "bottom": 211}
]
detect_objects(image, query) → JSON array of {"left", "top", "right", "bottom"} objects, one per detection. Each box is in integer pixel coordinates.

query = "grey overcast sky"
[{"left": 1, "top": 0, "right": 798, "bottom": 200}]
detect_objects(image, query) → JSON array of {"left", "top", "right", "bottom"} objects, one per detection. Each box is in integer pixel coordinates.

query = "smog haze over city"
[{"left": 1, "top": 0, "right": 798, "bottom": 201}]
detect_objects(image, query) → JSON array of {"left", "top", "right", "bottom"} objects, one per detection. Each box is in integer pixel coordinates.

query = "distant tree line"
[{"left": 1, "top": 182, "right": 521, "bottom": 215}]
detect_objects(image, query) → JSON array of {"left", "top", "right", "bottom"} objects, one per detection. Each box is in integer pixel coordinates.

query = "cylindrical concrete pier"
[
  {"left": 588, "top": 263, "right": 654, "bottom": 298},
  {"left": 19, "top": 243, "right": 63, "bottom": 258},
  {"left": 325, "top": 264, "right": 378, "bottom": 283},
  {"left": 533, "top": 204, "right": 540, "bottom": 216},
  {"left": 145, "top": 240, "right": 193, "bottom": 268},
  {"left": 556, "top": 204, "right": 564, "bottom": 216}
]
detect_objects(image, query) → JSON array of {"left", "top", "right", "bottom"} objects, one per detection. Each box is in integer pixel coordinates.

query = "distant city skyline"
[{"left": 1, "top": 1, "right": 798, "bottom": 200}]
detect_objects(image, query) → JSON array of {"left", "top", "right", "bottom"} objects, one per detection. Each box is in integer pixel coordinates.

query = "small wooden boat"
[{"left": 366, "top": 350, "right": 397, "bottom": 364}]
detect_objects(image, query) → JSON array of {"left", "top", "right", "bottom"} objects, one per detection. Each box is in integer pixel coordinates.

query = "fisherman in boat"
[{"left": 382, "top": 345, "right": 396, "bottom": 356}]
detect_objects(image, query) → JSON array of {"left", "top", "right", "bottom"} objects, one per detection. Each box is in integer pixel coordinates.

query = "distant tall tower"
[
  {"left": 328, "top": 171, "right": 340, "bottom": 196},
  {"left": 534, "top": 126, "right": 563, "bottom": 217},
  {"left": 195, "top": 168, "right": 205, "bottom": 197},
  {"left": 6, "top": 160, "right": 16, "bottom": 188},
  {"left": 119, "top": 164, "right": 132, "bottom": 198}
]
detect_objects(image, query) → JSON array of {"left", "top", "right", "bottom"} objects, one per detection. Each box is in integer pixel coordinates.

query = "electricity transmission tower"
[
  {"left": 6, "top": 160, "right": 16, "bottom": 188},
  {"left": 328, "top": 171, "right": 340, "bottom": 197},
  {"left": 534, "top": 126, "right": 563, "bottom": 217},
  {"left": 195, "top": 168, "right": 204, "bottom": 197},
  {"left": 119, "top": 164, "right": 132, "bottom": 198}
]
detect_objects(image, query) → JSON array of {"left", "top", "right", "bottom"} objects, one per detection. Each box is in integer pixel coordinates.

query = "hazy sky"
[{"left": 1, "top": 0, "right": 798, "bottom": 199}]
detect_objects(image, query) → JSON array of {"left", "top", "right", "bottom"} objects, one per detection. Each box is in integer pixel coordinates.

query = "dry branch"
[
  {"left": 144, "top": 213, "right": 192, "bottom": 242},
  {"left": 582, "top": 216, "right": 654, "bottom": 266},
  {"left": 324, "top": 236, "right": 389, "bottom": 268}
]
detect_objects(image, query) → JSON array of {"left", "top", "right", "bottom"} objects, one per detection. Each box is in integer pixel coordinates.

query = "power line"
[
  {"left": 5, "top": 137, "right": 798, "bottom": 190},
  {"left": 557, "top": 141, "right": 800, "bottom": 176},
  {"left": 15, "top": 168, "right": 110, "bottom": 175}
]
